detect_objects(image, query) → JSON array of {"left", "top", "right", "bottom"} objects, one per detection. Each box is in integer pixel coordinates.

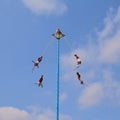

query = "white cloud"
[
  {"left": 60, "top": 6, "right": 120, "bottom": 109},
  {"left": 0, "top": 107, "right": 31, "bottom": 120},
  {"left": 60, "top": 93, "right": 67, "bottom": 103},
  {"left": 105, "top": 81, "right": 120, "bottom": 105},
  {"left": 60, "top": 52, "right": 75, "bottom": 70},
  {"left": 0, "top": 106, "right": 72, "bottom": 120},
  {"left": 102, "top": 69, "right": 120, "bottom": 105},
  {"left": 78, "top": 69, "right": 120, "bottom": 109},
  {"left": 78, "top": 83, "right": 104, "bottom": 109},
  {"left": 114, "top": 7, "right": 120, "bottom": 23},
  {"left": 99, "top": 30, "right": 120, "bottom": 63},
  {"left": 22, "top": 0, "right": 67, "bottom": 15},
  {"left": 102, "top": 69, "right": 114, "bottom": 83},
  {"left": 98, "top": 15, "right": 113, "bottom": 38},
  {"left": 98, "top": 6, "right": 120, "bottom": 63}
]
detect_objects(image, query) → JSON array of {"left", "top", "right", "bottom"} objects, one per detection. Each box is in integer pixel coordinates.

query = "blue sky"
[{"left": 0, "top": 0, "right": 120, "bottom": 120}]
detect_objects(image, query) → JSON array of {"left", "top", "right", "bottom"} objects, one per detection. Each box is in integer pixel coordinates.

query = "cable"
[
  {"left": 64, "top": 38, "right": 74, "bottom": 52},
  {"left": 41, "top": 39, "right": 55, "bottom": 56}
]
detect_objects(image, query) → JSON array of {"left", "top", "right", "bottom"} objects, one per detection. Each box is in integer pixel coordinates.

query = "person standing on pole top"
[{"left": 52, "top": 28, "right": 65, "bottom": 40}]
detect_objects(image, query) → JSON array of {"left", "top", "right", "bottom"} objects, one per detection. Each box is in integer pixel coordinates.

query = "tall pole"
[{"left": 56, "top": 39, "right": 60, "bottom": 120}]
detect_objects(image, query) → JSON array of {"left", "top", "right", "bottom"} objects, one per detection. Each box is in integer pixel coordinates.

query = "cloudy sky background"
[{"left": 0, "top": 0, "right": 120, "bottom": 120}]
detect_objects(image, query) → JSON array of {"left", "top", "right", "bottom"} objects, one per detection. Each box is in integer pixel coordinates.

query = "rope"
[
  {"left": 41, "top": 39, "right": 55, "bottom": 56},
  {"left": 64, "top": 38, "right": 74, "bottom": 52}
]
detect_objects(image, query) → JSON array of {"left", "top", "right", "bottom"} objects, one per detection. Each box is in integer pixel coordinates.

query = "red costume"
[
  {"left": 32, "top": 56, "right": 43, "bottom": 73},
  {"left": 38, "top": 75, "right": 43, "bottom": 87},
  {"left": 74, "top": 54, "right": 81, "bottom": 65},
  {"left": 76, "top": 72, "right": 81, "bottom": 80},
  {"left": 76, "top": 72, "right": 84, "bottom": 85}
]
